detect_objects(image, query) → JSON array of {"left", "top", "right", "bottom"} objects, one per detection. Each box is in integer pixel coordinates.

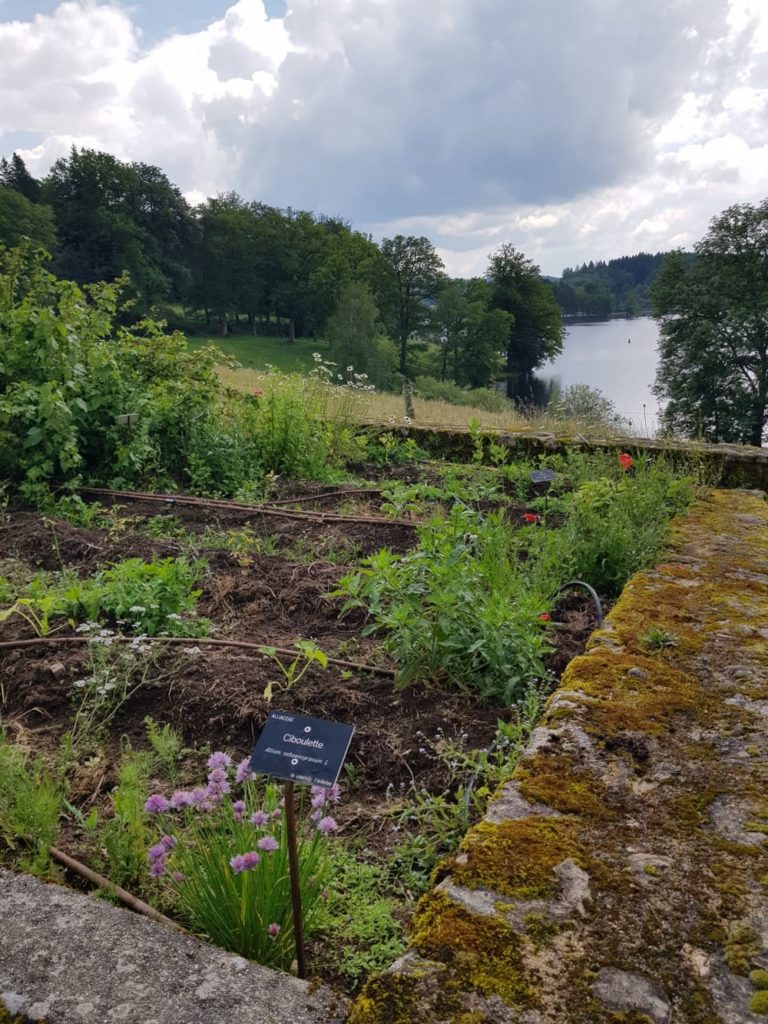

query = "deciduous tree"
[{"left": 653, "top": 202, "right": 768, "bottom": 446}]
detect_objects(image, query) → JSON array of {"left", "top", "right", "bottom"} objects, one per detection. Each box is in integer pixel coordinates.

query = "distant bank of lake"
[{"left": 541, "top": 316, "right": 662, "bottom": 433}]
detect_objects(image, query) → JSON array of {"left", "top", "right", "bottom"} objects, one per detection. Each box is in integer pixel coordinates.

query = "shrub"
[
  {"left": 414, "top": 375, "right": 512, "bottom": 413},
  {"left": 335, "top": 507, "right": 554, "bottom": 705}
]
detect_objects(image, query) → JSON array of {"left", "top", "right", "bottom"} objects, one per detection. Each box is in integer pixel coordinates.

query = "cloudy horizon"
[{"left": 1, "top": 0, "right": 767, "bottom": 276}]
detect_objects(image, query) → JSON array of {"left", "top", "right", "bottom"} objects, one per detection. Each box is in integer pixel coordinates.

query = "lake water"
[{"left": 541, "top": 316, "right": 662, "bottom": 433}]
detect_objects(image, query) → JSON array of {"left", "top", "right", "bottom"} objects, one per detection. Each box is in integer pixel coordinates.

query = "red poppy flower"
[
  {"left": 538, "top": 613, "right": 551, "bottom": 622},
  {"left": 253, "top": 389, "right": 264, "bottom": 398},
  {"left": 618, "top": 452, "right": 634, "bottom": 471},
  {"left": 521, "top": 513, "right": 539, "bottom": 524}
]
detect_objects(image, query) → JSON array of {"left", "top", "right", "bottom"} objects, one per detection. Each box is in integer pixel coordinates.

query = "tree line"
[{"left": 0, "top": 148, "right": 563, "bottom": 403}]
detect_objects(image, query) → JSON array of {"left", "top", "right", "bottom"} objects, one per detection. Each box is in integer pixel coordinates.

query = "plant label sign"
[
  {"left": 249, "top": 711, "right": 354, "bottom": 789},
  {"left": 529, "top": 469, "right": 556, "bottom": 486}
]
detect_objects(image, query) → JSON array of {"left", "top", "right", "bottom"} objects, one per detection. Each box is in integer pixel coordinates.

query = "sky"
[{"left": 1, "top": 0, "right": 767, "bottom": 276}]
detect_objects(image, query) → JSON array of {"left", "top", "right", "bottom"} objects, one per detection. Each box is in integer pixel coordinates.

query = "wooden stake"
[{"left": 284, "top": 781, "right": 307, "bottom": 979}]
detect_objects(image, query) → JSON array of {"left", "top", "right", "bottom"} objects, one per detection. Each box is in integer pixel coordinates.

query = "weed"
[
  {"left": 640, "top": 625, "right": 678, "bottom": 651},
  {"left": 259, "top": 640, "right": 328, "bottom": 704},
  {"left": 98, "top": 751, "right": 154, "bottom": 890},
  {"left": 0, "top": 732, "right": 64, "bottom": 875},
  {"left": 145, "top": 717, "right": 188, "bottom": 783}
]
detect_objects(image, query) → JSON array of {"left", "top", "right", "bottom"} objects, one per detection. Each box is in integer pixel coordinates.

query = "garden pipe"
[
  {"left": 49, "top": 845, "right": 186, "bottom": 933},
  {"left": 261, "top": 487, "right": 382, "bottom": 507},
  {"left": 75, "top": 486, "right": 418, "bottom": 529},
  {"left": 548, "top": 579, "right": 604, "bottom": 627},
  {"left": 0, "top": 635, "right": 397, "bottom": 678}
]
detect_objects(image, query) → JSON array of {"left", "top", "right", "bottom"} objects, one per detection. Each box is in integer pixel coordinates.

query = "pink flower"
[
  {"left": 207, "top": 752, "right": 232, "bottom": 770},
  {"left": 267, "top": 923, "right": 281, "bottom": 939},
  {"left": 235, "top": 758, "right": 256, "bottom": 783},
  {"left": 618, "top": 452, "right": 634, "bottom": 471},
  {"left": 521, "top": 513, "right": 539, "bottom": 524},
  {"left": 148, "top": 842, "right": 167, "bottom": 863},
  {"left": 257, "top": 835, "right": 279, "bottom": 852},
  {"left": 144, "top": 794, "right": 170, "bottom": 814},
  {"left": 231, "top": 851, "right": 260, "bottom": 874},
  {"left": 250, "top": 810, "right": 269, "bottom": 827},
  {"left": 538, "top": 612, "right": 551, "bottom": 622},
  {"left": 149, "top": 858, "right": 167, "bottom": 877},
  {"left": 317, "top": 816, "right": 338, "bottom": 834}
]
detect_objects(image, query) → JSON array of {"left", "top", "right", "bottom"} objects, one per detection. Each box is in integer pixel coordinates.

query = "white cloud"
[{"left": 1, "top": 0, "right": 767, "bottom": 274}]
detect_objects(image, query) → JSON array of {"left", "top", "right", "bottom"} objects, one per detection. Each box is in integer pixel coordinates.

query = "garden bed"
[{"left": 0, "top": 445, "right": 697, "bottom": 994}]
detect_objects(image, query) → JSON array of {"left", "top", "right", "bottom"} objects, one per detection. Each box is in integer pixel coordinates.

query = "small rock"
[
  {"left": 626, "top": 667, "right": 649, "bottom": 680},
  {"left": 594, "top": 968, "right": 671, "bottom": 1023}
]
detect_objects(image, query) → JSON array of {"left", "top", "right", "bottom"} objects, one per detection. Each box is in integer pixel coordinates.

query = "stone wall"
[
  {"left": 349, "top": 489, "right": 768, "bottom": 1023},
  {"left": 361, "top": 424, "right": 768, "bottom": 490}
]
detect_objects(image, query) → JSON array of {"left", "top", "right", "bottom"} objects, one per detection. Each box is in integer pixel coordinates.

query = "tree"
[
  {"left": 434, "top": 278, "right": 509, "bottom": 388},
  {"left": 326, "top": 280, "right": 381, "bottom": 377},
  {"left": 487, "top": 244, "right": 564, "bottom": 403},
  {"left": 653, "top": 202, "right": 768, "bottom": 446},
  {"left": 379, "top": 235, "right": 445, "bottom": 375},
  {"left": 0, "top": 153, "right": 41, "bottom": 203},
  {"left": 0, "top": 185, "right": 56, "bottom": 251},
  {"left": 42, "top": 148, "right": 192, "bottom": 310}
]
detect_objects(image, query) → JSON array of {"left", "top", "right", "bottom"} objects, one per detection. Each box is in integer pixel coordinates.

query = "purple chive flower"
[
  {"left": 271, "top": 808, "right": 282, "bottom": 820},
  {"left": 317, "top": 816, "right": 338, "bottom": 834},
  {"left": 144, "top": 794, "right": 170, "bottom": 814},
  {"left": 235, "top": 758, "right": 256, "bottom": 783},
  {"left": 311, "top": 791, "right": 326, "bottom": 809},
  {"left": 250, "top": 810, "right": 269, "bottom": 827},
  {"left": 327, "top": 783, "right": 341, "bottom": 804},
  {"left": 160, "top": 834, "right": 176, "bottom": 851},
  {"left": 170, "top": 790, "right": 194, "bottom": 809},
  {"left": 230, "top": 851, "right": 260, "bottom": 874},
  {"left": 232, "top": 800, "right": 245, "bottom": 822},
  {"left": 148, "top": 842, "right": 167, "bottom": 863},
  {"left": 190, "top": 787, "right": 208, "bottom": 808},
  {"left": 207, "top": 751, "right": 232, "bottom": 770},
  {"left": 149, "top": 858, "right": 167, "bottom": 877},
  {"left": 267, "top": 923, "right": 281, "bottom": 939},
  {"left": 257, "top": 835, "right": 279, "bottom": 852},
  {"left": 172, "top": 871, "right": 185, "bottom": 883},
  {"left": 310, "top": 809, "right": 322, "bottom": 822}
]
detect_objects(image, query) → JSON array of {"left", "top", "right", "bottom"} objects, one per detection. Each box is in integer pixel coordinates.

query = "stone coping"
[
  {"left": 359, "top": 423, "right": 768, "bottom": 490},
  {"left": 348, "top": 489, "right": 768, "bottom": 1023},
  {"left": 0, "top": 870, "right": 349, "bottom": 1024}
]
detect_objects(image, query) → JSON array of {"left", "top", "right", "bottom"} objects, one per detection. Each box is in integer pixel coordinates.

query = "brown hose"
[
  {"left": 77, "top": 486, "right": 417, "bottom": 529},
  {"left": 0, "top": 634, "right": 397, "bottom": 677},
  {"left": 49, "top": 845, "right": 185, "bottom": 933}
]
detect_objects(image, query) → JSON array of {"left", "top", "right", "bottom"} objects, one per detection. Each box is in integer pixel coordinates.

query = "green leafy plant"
[
  {"left": 98, "top": 752, "right": 154, "bottom": 890},
  {"left": 335, "top": 507, "right": 554, "bottom": 705},
  {"left": 258, "top": 640, "right": 328, "bottom": 704},
  {"left": 640, "top": 625, "right": 678, "bottom": 651},
  {"left": 0, "top": 732, "right": 64, "bottom": 875},
  {"left": 144, "top": 717, "right": 188, "bottom": 783}
]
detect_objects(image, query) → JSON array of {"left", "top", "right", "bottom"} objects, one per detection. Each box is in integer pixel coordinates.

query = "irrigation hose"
[
  {"left": 549, "top": 579, "right": 604, "bottom": 627},
  {"left": 49, "top": 845, "right": 186, "bottom": 933},
  {"left": 0, "top": 634, "right": 397, "bottom": 678},
  {"left": 76, "top": 486, "right": 418, "bottom": 529}
]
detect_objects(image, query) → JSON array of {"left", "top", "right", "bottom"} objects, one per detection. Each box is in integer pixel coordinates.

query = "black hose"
[{"left": 549, "top": 579, "right": 604, "bottom": 627}]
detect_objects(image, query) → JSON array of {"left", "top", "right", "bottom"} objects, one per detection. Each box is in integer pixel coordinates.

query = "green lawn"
[{"left": 186, "top": 333, "right": 328, "bottom": 374}]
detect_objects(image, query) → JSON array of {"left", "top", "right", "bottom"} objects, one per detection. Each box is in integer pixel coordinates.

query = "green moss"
[
  {"left": 751, "top": 970, "right": 768, "bottom": 990},
  {"left": 347, "top": 973, "right": 424, "bottom": 1024},
  {"left": 450, "top": 818, "right": 582, "bottom": 900},
  {"left": 411, "top": 893, "right": 536, "bottom": 1007},
  {"left": 516, "top": 753, "right": 613, "bottom": 819},
  {"left": 724, "top": 925, "right": 762, "bottom": 975},
  {"left": 749, "top": 991, "right": 768, "bottom": 1015}
]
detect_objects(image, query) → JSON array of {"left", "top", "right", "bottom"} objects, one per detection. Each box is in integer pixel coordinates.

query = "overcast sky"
[{"left": 1, "top": 0, "right": 767, "bottom": 276}]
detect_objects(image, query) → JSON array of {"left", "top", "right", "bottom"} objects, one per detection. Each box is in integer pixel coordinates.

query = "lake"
[{"left": 541, "top": 316, "right": 662, "bottom": 433}]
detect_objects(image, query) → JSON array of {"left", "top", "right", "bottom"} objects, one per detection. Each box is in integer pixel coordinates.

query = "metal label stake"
[{"left": 284, "top": 780, "right": 306, "bottom": 979}]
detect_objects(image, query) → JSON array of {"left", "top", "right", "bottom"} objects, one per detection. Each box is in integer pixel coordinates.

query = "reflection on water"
[{"left": 540, "top": 316, "right": 662, "bottom": 433}]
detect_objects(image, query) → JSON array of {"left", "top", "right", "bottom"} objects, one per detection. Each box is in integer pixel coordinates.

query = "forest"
[{"left": 0, "top": 148, "right": 667, "bottom": 404}]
